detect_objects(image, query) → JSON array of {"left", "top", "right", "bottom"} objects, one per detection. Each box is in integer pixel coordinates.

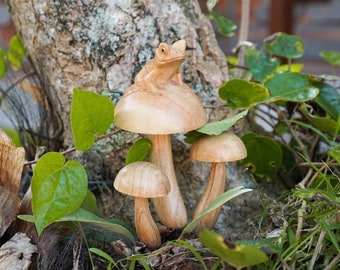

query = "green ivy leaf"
[
  {"left": 0, "top": 49, "right": 7, "bottom": 78},
  {"left": 265, "top": 72, "right": 319, "bottom": 102},
  {"left": 241, "top": 133, "right": 282, "bottom": 179},
  {"left": 17, "top": 215, "right": 34, "bottom": 223},
  {"left": 125, "top": 138, "right": 152, "bottom": 165},
  {"left": 329, "top": 148, "right": 340, "bottom": 165},
  {"left": 184, "top": 130, "right": 204, "bottom": 144},
  {"left": 1, "top": 127, "right": 22, "bottom": 147},
  {"left": 59, "top": 208, "right": 135, "bottom": 243},
  {"left": 319, "top": 50, "right": 340, "bottom": 66},
  {"left": 196, "top": 110, "right": 248, "bottom": 135},
  {"left": 209, "top": 11, "right": 237, "bottom": 37},
  {"left": 200, "top": 229, "right": 268, "bottom": 268},
  {"left": 206, "top": 0, "right": 219, "bottom": 12},
  {"left": 184, "top": 111, "right": 248, "bottom": 143},
  {"left": 264, "top": 32, "right": 305, "bottom": 59},
  {"left": 8, "top": 35, "right": 25, "bottom": 71},
  {"left": 300, "top": 103, "right": 338, "bottom": 133},
  {"left": 245, "top": 48, "right": 279, "bottom": 82},
  {"left": 80, "top": 190, "right": 99, "bottom": 215},
  {"left": 219, "top": 79, "right": 269, "bottom": 109},
  {"left": 183, "top": 186, "right": 252, "bottom": 234},
  {"left": 31, "top": 152, "right": 88, "bottom": 235},
  {"left": 71, "top": 88, "right": 114, "bottom": 150},
  {"left": 313, "top": 81, "right": 340, "bottom": 120},
  {"left": 279, "top": 143, "right": 296, "bottom": 173}
]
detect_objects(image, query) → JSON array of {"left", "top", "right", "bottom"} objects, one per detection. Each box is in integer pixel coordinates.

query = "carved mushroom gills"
[
  {"left": 190, "top": 132, "right": 247, "bottom": 233},
  {"left": 114, "top": 161, "right": 170, "bottom": 249},
  {"left": 114, "top": 40, "right": 207, "bottom": 229}
]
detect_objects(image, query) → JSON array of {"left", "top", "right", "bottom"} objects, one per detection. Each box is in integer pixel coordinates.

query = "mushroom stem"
[
  {"left": 135, "top": 197, "right": 161, "bottom": 249},
  {"left": 193, "top": 162, "right": 226, "bottom": 233},
  {"left": 149, "top": 134, "right": 187, "bottom": 229}
]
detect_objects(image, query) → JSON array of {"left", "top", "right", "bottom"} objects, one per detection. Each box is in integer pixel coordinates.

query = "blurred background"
[
  {"left": 199, "top": 0, "right": 340, "bottom": 75},
  {"left": 1, "top": 0, "right": 340, "bottom": 128}
]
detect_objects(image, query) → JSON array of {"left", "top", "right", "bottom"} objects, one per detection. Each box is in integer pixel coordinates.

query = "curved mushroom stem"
[
  {"left": 149, "top": 134, "right": 187, "bottom": 229},
  {"left": 135, "top": 197, "right": 161, "bottom": 249},
  {"left": 193, "top": 162, "right": 226, "bottom": 233}
]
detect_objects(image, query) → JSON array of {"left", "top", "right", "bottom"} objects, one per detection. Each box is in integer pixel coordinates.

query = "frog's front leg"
[{"left": 173, "top": 69, "right": 183, "bottom": 85}]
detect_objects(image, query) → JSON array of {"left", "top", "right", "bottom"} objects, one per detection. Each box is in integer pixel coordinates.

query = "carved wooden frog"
[{"left": 135, "top": 40, "right": 186, "bottom": 92}]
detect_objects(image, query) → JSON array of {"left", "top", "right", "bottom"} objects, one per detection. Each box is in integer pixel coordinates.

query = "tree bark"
[
  {"left": 7, "top": 0, "right": 259, "bottom": 239},
  {"left": 7, "top": 0, "right": 228, "bottom": 144}
]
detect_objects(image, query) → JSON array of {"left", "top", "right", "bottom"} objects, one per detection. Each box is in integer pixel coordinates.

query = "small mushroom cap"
[
  {"left": 190, "top": 132, "right": 247, "bottom": 162},
  {"left": 114, "top": 82, "right": 207, "bottom": 134},
  {"left": 114, "top": 161, "right": 170, "bottom": 198}
]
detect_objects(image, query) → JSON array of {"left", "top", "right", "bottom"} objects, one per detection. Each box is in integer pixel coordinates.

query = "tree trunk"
[{"left": 7, "top": 0, "right": 259, "bottom": 240}]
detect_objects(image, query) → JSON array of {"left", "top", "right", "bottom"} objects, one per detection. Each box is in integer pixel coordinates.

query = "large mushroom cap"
[
  {"left": 114, "top": 161, "right": 170, "bottom": 198},
  {"left": 190, "top": 132, "right": 247, "bottom": 162},
  {"left": 114, "top": 82, "right": 207, "bottom": 134}
]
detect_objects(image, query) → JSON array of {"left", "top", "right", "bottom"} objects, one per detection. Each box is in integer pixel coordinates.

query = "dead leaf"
[{"left": 0, "top": 130, "right": 25, "bottom": 237}]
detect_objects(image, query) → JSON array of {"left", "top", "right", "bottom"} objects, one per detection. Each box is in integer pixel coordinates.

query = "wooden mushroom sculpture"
[
  {"left": 190, "top": 132, "right": 247, "bottom": 233},
  {"left": 114, "top": 161, "right": 170, "bottom": 248},
  {"left": 114, "top": 40, "right": 207, "bottom": 229}
]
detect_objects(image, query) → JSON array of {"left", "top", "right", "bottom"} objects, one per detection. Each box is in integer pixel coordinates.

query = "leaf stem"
[
  {"left": 234, "top": 0, "right": 250, "bottom": 79},
  {"left": 23, "top": 129, "right": 124, "bottom": 166}
]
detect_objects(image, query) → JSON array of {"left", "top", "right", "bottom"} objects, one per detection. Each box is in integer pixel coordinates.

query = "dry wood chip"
[
  {"left": 0, "top": 131, "right": 25, "bottom": 237},
  {"left": 0, "top": 232, "right": 37, "bottom": 270}
]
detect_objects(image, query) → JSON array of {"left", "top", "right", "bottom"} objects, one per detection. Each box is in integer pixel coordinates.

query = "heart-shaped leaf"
[
  {"left": 313, "top": 81, "right": 340, "bottom": 120},
  {"left": 219, "top": 79, "right": 269, "bottom": 109},
  {"left": 71, "top": 88, "right": 114, "bottom": 150},
  {"left": 196, "top": 110, "right": 248, "bottom": 135},
  {"left": 300, "top": 103, "right": 338, "bottom": 133},
  {"left": 59, "top": 208, "right": 135, "bottom": 243},
  {"left": 207, "top": 0, "right": 219, "bottom": 12},
  {"left": 200, "top": 229, "right": 268, "bottom": 268},
  {"left": 80, "top": 190, "right": 99, "bottom": 215},
  {"left": 265, "top": 72, "right": 319, "bottom": 102},
  {"left": 279, "top": 143, "right": 296, "bottom": 174},
  {"left": 320, "top": 50, "right": 340, "bottom": 66},
  {"left": 8, "top": 35, "right": 26, "bottom": 71},
  {"left": 209, "top": 11, "right": 237, "bottom": 37},
  {"left": 264, "top": 32, "right": 305, "bottom": 59},
  {"left": 19, "top": 208, "right": 136, "bottom": 244},
  {"left": 0, "top": 49, "right": 7, "bottom": 78},
  {"left": 125, "top": 138, "right": 152, "bottom": 165},
  {"left": 245, "top": 47, "right": 279, "bottom": 82},
  {"left": 32, "top": 152, "right": 88, "bottom": 235},
  {"left": 184, "top": 111, "right": 248, "bottom": 143},
  {"left": 241, "top": 133, "right": 282, "bottom": 179}
]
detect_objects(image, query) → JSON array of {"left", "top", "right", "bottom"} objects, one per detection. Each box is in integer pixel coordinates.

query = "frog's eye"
[{"left": 159, "top": 44, "right": 168, "bottom": 55}]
